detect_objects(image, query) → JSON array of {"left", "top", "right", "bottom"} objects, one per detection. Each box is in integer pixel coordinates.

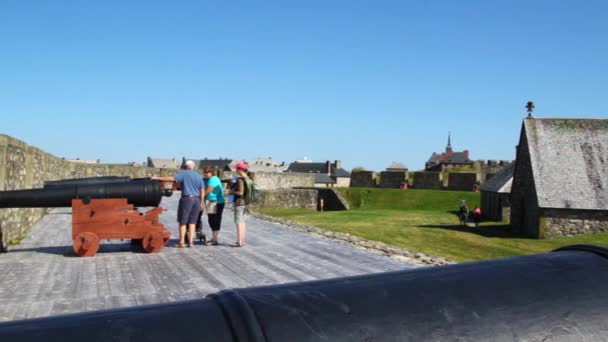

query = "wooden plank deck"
[{"left": 0, "top": 194, "right": 416, "bottom": 322}]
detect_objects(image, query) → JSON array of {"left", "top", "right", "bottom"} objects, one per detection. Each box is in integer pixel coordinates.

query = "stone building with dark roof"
[
  {"left": 510, "top": 118, "right": 608, "bottom": 238},
  {"left": 246, "top": 157, "right": 287, "bottom": 173},
  {"left": 147, "top": 157, "right": 180, "bottom": 169},
  {"left": 285, "top": 160, "right": 351, "bottom": 187},
  {"left": 480, "top": 162, "right": 514, "bottom": 221},
  {"left": 386, "top": 162, "right": 408, "bottom": 172},
  {"left": 183, "top": 158, "right": 234, "bottom": 172},
  {"left": 425, "top": 133, "right": 473, "bottom": 171}
]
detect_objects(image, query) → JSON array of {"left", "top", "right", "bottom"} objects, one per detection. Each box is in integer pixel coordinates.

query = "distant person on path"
[
  {"left": 472, "top": 206, "right": 482, "bottom": 227},
  {"left": 203, "top": 166, "right": 225, "bottom": 246},
  {"left": 459, "top": 200, "right": 469, "bottom": 226},
  {"left": 230, "top": 162, "right": 250, "bottom": 247},
  {"left": 152, "top": 160, "right": 205, "bottom": 248}
]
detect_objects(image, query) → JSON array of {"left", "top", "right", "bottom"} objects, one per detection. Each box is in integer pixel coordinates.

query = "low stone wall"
[
  {"left": 413, "top": 172, "right": 442, "bottom": 190},
  {"left": 0, "top": 134, "right": 178, "bottom": 251},
  {"left": 350, "top": 171, "right": 375, "bottom": 188},
  {"left": 250, "top": 172, "right": 314, "bottom": 190},
  {"left": 251, "top": 212, "right": 454, "bottom": 267},
  {"left": 543, "top": 208, "right": 608, "bottom": 238},
  {"left": 447, "top": 172, "right": 477, "bottom": 191},
  {"left": 379, "top": 171, "right": 407, "bottom": 188},
  {"left": 253, "top": 189, "right": 318, "bottom": 210}
]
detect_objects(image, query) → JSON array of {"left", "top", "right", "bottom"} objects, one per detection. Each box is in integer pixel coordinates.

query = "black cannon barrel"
[
  {"left": 44, "top": 176, "right": 132, "bottom": 187},
  {"left": 0, "top": 179, "right": 171, "bottom": 208},
  {"left": 1, "top": 245, "right": 608, "bottom": 341}
]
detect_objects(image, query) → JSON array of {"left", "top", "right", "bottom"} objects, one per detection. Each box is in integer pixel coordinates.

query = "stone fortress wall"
[
  {"left": 0, "top": 135, "right": 332, "bottom": 251},
  {"left": 0, "top": 134, "right": 178, "bottom": 251}
]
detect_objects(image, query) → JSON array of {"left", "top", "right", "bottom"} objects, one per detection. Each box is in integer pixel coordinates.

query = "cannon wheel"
[
  {"left": 142, "top": 232, "right": 165, "bottom": 253},
  {"left": 73, "top": 232, "right": 100, "bottom": 257}
]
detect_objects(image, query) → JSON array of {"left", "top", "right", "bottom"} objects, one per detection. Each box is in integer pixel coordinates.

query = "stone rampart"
[
  {"left": 0, "top": 134, "right": 177, "bottom": 251},
  {"left": 379, "top": 171, "right": 407, "bottom": 189},
  {"left": 253, "top": 189, "right": 318, "bottom": 210},
  {"left": 447, "top": 173, "right": 477, "bottom": 191},
  {"left": 250, "top": 172, "right": 314, "bottom": 190},
  {"left": 412, "top": 172, "right": 442, "bottom": 190},
  {"left": 349, "top": 171, "right": 375, "bottom": 188}
]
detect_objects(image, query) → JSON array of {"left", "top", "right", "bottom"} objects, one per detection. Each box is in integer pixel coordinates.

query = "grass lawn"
[{"left": 258, "top": 188, "right": 608, "bottom": 262}]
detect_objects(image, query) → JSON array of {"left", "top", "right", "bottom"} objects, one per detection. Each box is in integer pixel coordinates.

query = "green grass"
[{"left": 259, "top": 188, "right": 608, "bottom": 262}]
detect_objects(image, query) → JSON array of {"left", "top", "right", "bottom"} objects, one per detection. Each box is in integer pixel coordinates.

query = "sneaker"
[{"left": 206, "top": 240, "right": 218, "bottom": 246}]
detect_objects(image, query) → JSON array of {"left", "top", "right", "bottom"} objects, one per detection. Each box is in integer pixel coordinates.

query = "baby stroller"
[{"left": 185, "top": 211, "right": 206, "bottom": 244}]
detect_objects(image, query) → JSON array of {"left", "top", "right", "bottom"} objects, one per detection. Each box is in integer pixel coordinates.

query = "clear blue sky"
[{"left": 1, "top": 1, "right": 607, "bottom": 170}]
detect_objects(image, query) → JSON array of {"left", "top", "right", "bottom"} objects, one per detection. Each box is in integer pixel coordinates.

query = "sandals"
[
  {"left": 206, "top": 240, "right": 219, "bottom": 246},
  {"left": 230, "top": 242, "right": 244, "bottom": 248},
  {"left": 175, "top": 243, "right": 186, "bottom": 248}
]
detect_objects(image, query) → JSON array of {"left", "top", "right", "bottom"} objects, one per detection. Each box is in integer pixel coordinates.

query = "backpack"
[{"left": 243, "top": 178, "right": 259, "bottom": 204}]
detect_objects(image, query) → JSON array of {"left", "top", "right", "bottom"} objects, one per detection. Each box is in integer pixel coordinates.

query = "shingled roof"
[
  {"left": 480, "top": 162, "right": 514, "bottom": 193},
  {"left": 427, "top": 151, "right": 471, "bottom": 164},
  {"left": 387, "top": 162, "right": 408, "bottom": 170},
  {"left": 147, "top": 157, "right": 179, "bottom": 169},
  {"left": 184, "top": 158, "right": 233, "bottom": 171},
  {"left": 524, "top": 118, "right": 608, "bottom": 210}
]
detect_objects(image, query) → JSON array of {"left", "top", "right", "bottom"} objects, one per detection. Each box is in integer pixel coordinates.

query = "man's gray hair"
[{"left": 185, "top": 160, "right": 196, "bottom": 168}]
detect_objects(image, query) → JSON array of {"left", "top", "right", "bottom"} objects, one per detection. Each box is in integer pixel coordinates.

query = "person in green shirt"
[{"left": 203, "top": 166, "right": 225, "bottom": 245}]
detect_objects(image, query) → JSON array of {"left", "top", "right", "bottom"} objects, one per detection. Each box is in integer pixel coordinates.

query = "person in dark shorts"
[
  {"left": 152, "top": 160, "right": 205, "bottom": 247},
  {"left": 459, "top": 200, "right": 469, "bottom": 226},
  {"left": 203, "top": 166, "right": 225, "bottom": 245},
  {"left": 230, "top": 162, "right": 250, "bottom": 247}
]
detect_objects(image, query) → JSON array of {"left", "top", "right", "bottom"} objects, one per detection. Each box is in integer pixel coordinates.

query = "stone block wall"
[
  {"left": 335, "top": 176, "right": 350, "bottom": 188},
  {"left": 447, "top": 173, "right": 477, "bottom": 191},
  {"left": 250, "top": 172, "right": 314, "bottom": 190},
  {"left": 379, "top": 171, "right": 407, "bottom": 189},
  {"left": 413, "top": 172, "right": 442, "bottom": 190},
  {"left": 349, "top": 171, "right": 375, "bottom": 188},
  {"left": 254, "top": 189, "right": 318, "bottom": 210},
  {"left": 0, "top": 134, "right": 178, "bottom": 251},
  {"left": 542, "top": 208, "right": 608, "bottom": 238}
]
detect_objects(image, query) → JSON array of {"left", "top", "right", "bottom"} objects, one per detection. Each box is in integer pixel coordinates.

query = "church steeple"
[{"left": 446, "top": 132, "right": 453, "bottom": 153}]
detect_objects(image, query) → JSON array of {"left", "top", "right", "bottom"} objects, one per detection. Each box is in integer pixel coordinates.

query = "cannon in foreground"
[
  {"left": 0, "top": 244, "right": 607, "bottom": 341},
  {"left": 0, "top": 177, "right": 174, "bottom": 256}
]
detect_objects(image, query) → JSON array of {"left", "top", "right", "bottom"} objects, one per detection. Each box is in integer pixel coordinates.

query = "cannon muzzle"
[
  {"left": 0, "top": 245, "right": 607, "bottom": 341},
  {"left": 0, "top": 179, "right": 172, "bottom": 208}
]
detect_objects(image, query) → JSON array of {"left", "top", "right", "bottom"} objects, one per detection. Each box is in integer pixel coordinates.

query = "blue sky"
[{"left": 1, "top": 1, "right": 607, "bottom": 170}]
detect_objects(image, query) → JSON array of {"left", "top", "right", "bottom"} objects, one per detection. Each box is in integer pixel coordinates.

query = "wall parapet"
[{"left": 0, "top": 134, "right": 179, "bottom": 251}]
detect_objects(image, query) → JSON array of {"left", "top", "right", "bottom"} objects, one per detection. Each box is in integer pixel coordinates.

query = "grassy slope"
[{"left": 259, "top": 188, "right": 608, "bottom": 262}]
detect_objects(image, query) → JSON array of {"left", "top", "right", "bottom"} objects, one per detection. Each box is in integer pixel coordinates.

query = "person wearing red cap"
[{"left": 230, "top": 162, "right": 249, "bottom": 247}]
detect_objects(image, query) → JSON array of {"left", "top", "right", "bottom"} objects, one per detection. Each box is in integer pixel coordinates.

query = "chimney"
[
  {"left": 334, "top": 160, "right": 342, "bottom": 170},
  {"left": 463, "top": 150, "right": 469, "bottom": 158},
  {"left": 326, "top": 160, "right": 331, "bottom": 174}
]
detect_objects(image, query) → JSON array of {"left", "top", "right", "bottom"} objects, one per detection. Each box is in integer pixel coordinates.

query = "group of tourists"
[
  {"left": 152, "top": 160, "right": 251, "bottom": 248},
  {"left": 458, "top": 200, "right": 481, "bottom": 227}
]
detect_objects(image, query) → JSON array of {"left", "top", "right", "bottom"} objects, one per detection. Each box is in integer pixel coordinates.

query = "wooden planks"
[{"left": 0, "top": 194, "right": 416, "bottom": 322}]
